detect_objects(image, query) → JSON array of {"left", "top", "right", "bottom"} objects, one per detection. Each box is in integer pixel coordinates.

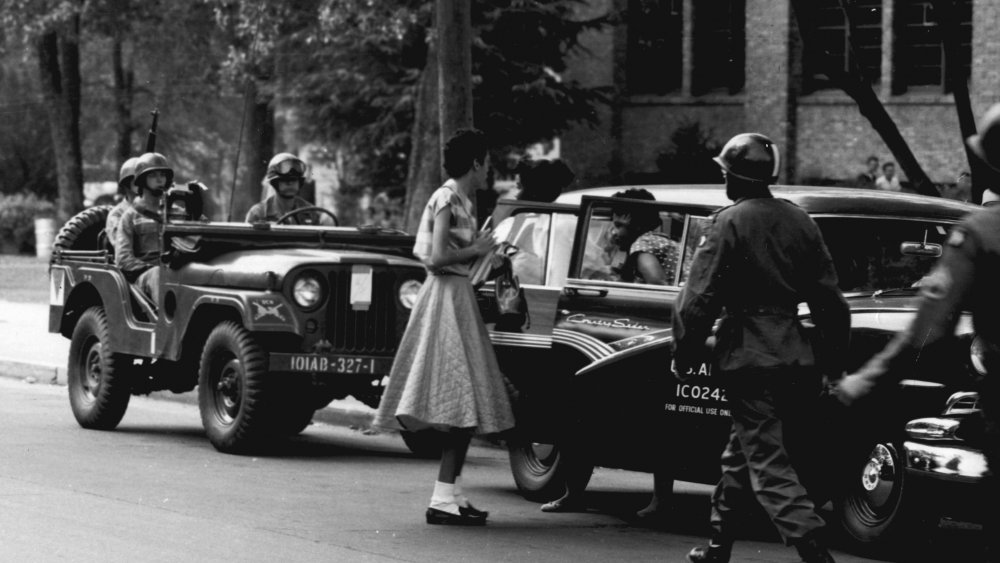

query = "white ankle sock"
[
  {"left": 430, "top": 481, "right": 459, "bottom": 515},
  {"left": 454, "top": 476, "right": 470, "bottom": 508}
]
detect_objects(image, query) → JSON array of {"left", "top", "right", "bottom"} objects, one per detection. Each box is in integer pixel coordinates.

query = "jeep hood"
[{"left": 177, "top": 248, "right": 424, "bottom": 289}]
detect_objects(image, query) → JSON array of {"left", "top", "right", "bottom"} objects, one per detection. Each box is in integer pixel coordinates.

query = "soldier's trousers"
[{"left": 710, "top": 366, "right": 826, "bottom": 544}]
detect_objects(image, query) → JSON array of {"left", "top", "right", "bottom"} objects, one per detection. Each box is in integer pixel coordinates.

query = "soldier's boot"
[
  {"left": 686, "top": 539, "right": 732, "bottom": 563},
  {"left": 793, "top": 534, "right": 835, "bottom": 563}
]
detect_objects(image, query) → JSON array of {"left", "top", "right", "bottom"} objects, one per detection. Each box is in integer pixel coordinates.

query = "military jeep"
[{"left": 49, "top": 189, "right": 425, "bottom": 454}]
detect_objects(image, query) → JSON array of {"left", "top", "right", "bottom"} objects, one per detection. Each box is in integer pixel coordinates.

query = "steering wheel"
[{"left": 276, "top": 206, "right": 339, "bottom": 226}]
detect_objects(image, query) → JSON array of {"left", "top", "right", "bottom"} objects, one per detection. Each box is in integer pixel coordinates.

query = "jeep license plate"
[{"left": 270, "top": 353, "right": 392, "bottom": 375}]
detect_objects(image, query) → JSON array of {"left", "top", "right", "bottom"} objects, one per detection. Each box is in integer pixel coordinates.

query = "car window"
[
  {"left": 816, "top": 217, "right": 953, "bottom": 293},
  {"left": 495, "top": 211, "right": 552, "bottom": 285},
  {"left": 578, "top": 200, "right": 691, "bottom": 287},
  {"left": 546, "top": 213, "right": 576, "bottom": 286}
]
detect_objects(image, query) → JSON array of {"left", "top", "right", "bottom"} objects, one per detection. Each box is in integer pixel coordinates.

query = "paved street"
[{"left": 0, "top": 376, "right": 901, "bottom": 563}]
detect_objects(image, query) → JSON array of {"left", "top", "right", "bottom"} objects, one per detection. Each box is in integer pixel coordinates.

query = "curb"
[{"left": 0, "top": 357, "right": 503, "bottom": 450}]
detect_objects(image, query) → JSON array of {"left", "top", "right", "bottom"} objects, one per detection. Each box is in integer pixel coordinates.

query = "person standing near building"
[
  {"left": 855, "top": 155, "right": 879, "bottom": 189},
  {"left": 874, "top": 161, "right": 902, "bottom": 191},
  {"left": 672, "top": 133, "right": 849, "bottom": 563},
  {"left": 836, "top": 103, "right": 1000, "bottom": 562},
  {"left": 374, "top": 128, "right": 515, "bottom": 526}
]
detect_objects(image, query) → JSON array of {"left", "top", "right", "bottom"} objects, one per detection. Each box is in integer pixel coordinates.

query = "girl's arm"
[{"left": 428, "top": 205, "right": 495, "bottom": 268}]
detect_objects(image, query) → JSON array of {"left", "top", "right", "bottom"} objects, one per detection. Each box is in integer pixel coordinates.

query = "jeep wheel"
[
  {"left": 837, "top": 441, "right": 939, "bottom": 551},
  {"left": 67, "top": 307, "right": 132, "bottom": 429},
  {"left": 198, "top": 322, "right": 273, "bottom": 454},
  {"left": 508, "top": 438, "right": 593, "bottom": 502},
  {"left": 400, "top": 430, "right": 444, "bottom": 458}
]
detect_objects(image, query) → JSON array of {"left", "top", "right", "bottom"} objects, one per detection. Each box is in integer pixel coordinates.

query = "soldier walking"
[
  {"left": 672, "top": 133, "right": 850, "bottom": 563},
  {"left": 836, "top": 104, "right": 1000, "bottom": 562}
]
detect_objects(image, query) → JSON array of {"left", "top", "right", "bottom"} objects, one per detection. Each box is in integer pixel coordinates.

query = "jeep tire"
[
  {"left": 198, "top": 321, "right": 275, "bottom": 454},
  {"left": 508, "top": 438, "right": 594, "bottom": 502},
  {"left": 68, "top": 307, "right": 132, "bottom": 429},
  {"left": 54, "top": 205, "right": 112, "bottom": 251}
]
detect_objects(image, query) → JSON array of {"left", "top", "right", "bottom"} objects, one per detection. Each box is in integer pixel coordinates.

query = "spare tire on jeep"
[{"left": 54, "top": 205, "right": 112, "bottom": 252}]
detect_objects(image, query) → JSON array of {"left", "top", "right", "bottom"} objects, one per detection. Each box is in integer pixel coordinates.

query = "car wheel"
[
  {"left": 837, "top": 441, "right": 939, "bottom": 550},
  {"left": 400, "top": 430, "right": 444, "bottom": 458},
  {"left": 67, "top": 307, "right": 132, "bottom": 429},
  {"left": 508, "top": 438, "right": 594, "bottom": 502},
  {"left": 198, "top": 321, "right": 273, "bottom": 454}
]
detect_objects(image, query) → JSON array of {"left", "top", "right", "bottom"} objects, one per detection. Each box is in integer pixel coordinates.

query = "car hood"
[{"left": 177, "top": 248, "right": 424, "bottom": 289}]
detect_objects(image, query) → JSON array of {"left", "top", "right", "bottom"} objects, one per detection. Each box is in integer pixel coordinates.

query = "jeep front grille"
[{"left": 326, "top": 268, "right": 400, "bottom": 354}]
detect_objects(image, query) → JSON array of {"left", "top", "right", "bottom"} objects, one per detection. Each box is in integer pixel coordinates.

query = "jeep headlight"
[
  {"left": 292, "top": 272, "right": 324, "bottom": 309},
  {"left": 398, "top": 279, "right": 422, "bottom": 310},
  {"left": 971, "top": 336, "right": 988, "bottom": 376}
]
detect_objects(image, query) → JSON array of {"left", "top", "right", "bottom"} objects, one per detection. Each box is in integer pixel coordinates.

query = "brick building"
[{"left": 561, "top": 0, "right": 1000, "bottom": 188}]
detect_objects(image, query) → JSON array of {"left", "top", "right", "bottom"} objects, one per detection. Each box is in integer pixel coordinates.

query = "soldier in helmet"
[
  {"left": 672, "top": 133, "right": 849, "bottom": 563},
  {"left": 114, "top": 152, "right": 173, "bottom": 305},
  {"left": 836, "top": 103, "right": 1000, "bottom": 562},
  {"left": 246, "top": 153, "right": 328, "bottom": 224},
  {"left": 105, "top": 156, "right": 139, "bottom": 243}
]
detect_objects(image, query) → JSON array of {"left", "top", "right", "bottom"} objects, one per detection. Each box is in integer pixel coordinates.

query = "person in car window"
[
  {"left": 246, "top": 153, "right": 332, "bottom": 225},
  {"left": 115, "top": 152, "right": 172, "bottom": 306},
  {"left": 492, "top": 158, "right": 576, "bottom": 284},
  {"left": 374, "top": 129, "right": 515, "bottom": 527},
  {"left": 673, "top": 133, "right": 849, "bottom": 563}
]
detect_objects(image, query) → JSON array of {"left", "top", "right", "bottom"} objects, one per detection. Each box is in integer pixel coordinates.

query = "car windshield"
[{"left": 815, "top": 217, "right": 953, "bottom": 294}]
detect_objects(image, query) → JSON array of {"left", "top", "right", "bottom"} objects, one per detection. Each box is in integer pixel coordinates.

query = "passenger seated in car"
[
  {"left": 246, "top": 153, "right": 334, "bottom": 225},
  {"left": 586, "top": 188, "right": 678, "bottom": 284},
  {"left": 105, "top": 156, "right": 139, "bottom": 246},
  {"left": 115, "top": 152, "right": 172, "bottom": 306}
]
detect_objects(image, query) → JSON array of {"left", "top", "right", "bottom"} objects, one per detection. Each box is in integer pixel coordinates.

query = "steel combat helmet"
[
  {"left": 118, "top": 156, "right": 139, "bottom": 196},
  {"left": 133, "top": 152, "right": 174, "bottom": 191},
  {"left": 968, "top": 104, "right": 1000, "bottom": 173},
  {"left": 713, "top": 133, "right": 781, "bottom": 184},
  {"left": 265, "top": 153, "right": 307, "bottom": 187}
]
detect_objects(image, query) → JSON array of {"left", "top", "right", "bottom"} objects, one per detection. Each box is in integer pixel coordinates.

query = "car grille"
[{"left": 326, "top": 267, "right": 402, "bottom": 354}]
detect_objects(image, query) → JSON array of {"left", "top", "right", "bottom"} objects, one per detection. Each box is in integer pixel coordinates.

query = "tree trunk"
[
  {"left": 111, "top": 34, "right": 134, "bottom": 163},
  {"left": 36, "top": 18, "right": 84, "bottom": 225},
  {"left": 930, "top": 0, "right": 1000, "bottom": 203},
  {"left": 228, "top": 81, "right": 274, "bottom": 221},
  {"left": 403, "top": 39, "right": 441, "bottom": 234},
  {"left": 437, "top": 0, "right": 476, "bottom": 218},
  {"left": 792, "top": 0, "right": 937, "bottom": 197}
]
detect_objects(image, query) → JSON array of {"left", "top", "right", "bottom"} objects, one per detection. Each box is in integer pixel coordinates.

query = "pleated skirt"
[{"left": 374, "top": 273, "right": 515, "bottom": 435}]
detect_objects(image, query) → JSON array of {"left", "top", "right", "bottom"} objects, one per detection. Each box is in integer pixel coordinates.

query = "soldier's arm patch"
[{"left": 918, "top": 268, "right": 952, "bottom": 300}]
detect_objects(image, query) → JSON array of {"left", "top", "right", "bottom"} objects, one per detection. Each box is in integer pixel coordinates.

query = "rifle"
[{"left": 145, "top": 109, "right": 159, "bottom": 153}]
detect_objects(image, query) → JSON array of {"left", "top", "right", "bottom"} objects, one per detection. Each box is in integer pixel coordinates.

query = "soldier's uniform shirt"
[
  {"left": 114, "top": 199, "right": 163, "bottom": 305},
  {"left": 672, "top": 192, "right": 850, "bottom": 543},
  {"left": 105, "top": 198, "right": 133, "bottom": 244},
  {"left": 245, "top": 195, "right": 323, "bottom": 225},
  {"left": 842, "top": 205, "right": 1000, "bottom": 559}
]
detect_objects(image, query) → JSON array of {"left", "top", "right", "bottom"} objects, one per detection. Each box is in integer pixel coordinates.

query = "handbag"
[{"left": 493, "top": 248, "right": 530, "bottom": 332}]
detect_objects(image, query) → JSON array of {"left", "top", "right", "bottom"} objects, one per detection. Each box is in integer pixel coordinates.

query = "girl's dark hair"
[
  {"left": 517, "top": 158, "right": 576, "bottom": 203},
  {"left": 610, "top": 188, "right": 659, "bottom": 233},
  {"left": 443, "top": 128, "right": 489, "bottom": 178}
]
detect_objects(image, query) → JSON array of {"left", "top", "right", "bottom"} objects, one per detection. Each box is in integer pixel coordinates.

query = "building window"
[
  {"left": 803, "top": 0, "right": 882, "bottom": 92},
  {"left": 626, "top": 0, "right": 683, "bottom": 95},
  {"left": 691, "top": 0, "right": 745, "bottom": 95},
  {"left": 893, "top": 0, "right": 972, "bottom": 93}
]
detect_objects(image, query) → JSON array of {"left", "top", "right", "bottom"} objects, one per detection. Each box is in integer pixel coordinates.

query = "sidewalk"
[{"left": 0, "top": 298, "right": 377, "bottom": 429}]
